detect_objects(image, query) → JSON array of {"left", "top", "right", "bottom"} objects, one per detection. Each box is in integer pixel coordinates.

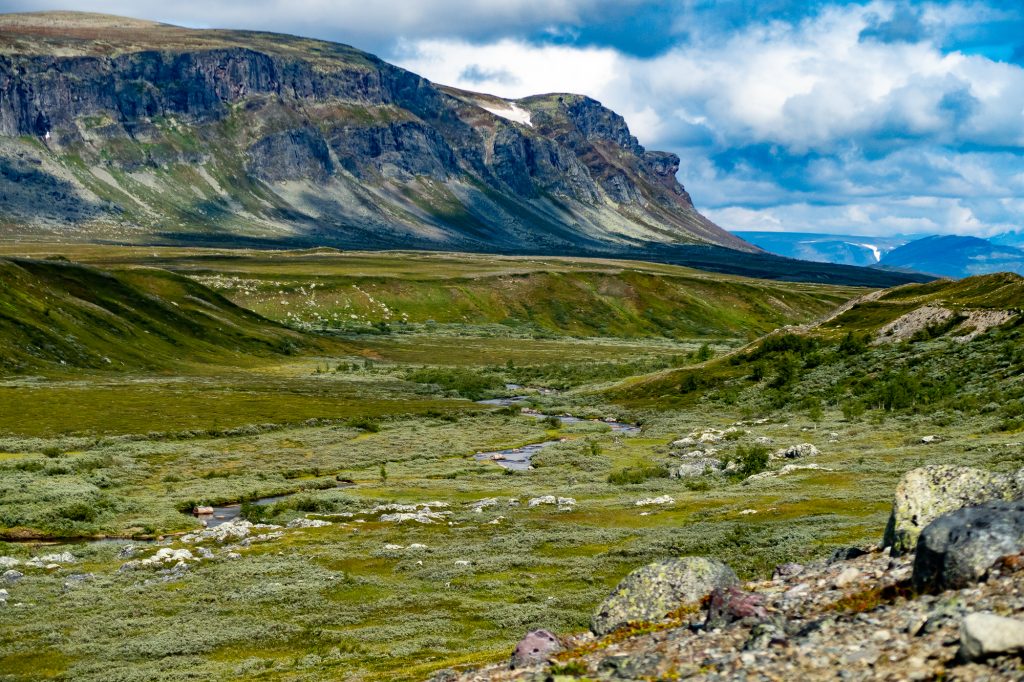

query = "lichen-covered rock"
[
  {"left": 509, "top": 629, "right": 562, "bottom": 669},
  {"left": 590, "top": 557, "right": 738, "bottom": 636},
  {"left": 883, "top": 465, "right": 1022, "bottom": 555},
  {"left": 913, "top": 500, "right": 1024, "bottom": 592},
  {"left": 705, "top": 585, "right": 768, "bottom": 629}
]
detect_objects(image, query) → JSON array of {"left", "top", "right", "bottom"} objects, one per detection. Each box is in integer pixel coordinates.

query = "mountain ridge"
[{"left": 0, "top": 10, "right": 758, "bottom": 259}]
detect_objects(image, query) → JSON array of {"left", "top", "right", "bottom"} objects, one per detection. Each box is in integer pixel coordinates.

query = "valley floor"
[{"left": 0, "top": 247, "right": 1020, "bottom": 681}]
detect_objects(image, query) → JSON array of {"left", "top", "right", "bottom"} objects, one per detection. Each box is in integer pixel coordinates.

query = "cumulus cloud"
[
  {"left": 395, "top": 1, "right": 1024, "bottom": 237},
  {"left": 0, "top": 0, "right": 655, "bottom": 52}
]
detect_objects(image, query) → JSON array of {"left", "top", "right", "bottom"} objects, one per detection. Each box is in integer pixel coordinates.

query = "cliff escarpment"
[{"left": 0, "top": 11, "right": 752, "bottom": 254}]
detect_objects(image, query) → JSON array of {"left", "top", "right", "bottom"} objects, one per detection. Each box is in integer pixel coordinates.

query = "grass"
[{"left": 0, "top": 249, "right": 1020, "bottom": 681}]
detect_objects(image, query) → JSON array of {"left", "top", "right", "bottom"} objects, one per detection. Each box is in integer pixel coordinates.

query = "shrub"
[
  {"left": 732, "top": 444, "right": 770, "bottom": 478},
  {"left": 608, "top": 463, "right": 669, "bottom": 485}
]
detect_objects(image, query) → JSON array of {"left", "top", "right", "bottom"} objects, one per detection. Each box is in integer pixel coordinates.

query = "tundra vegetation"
[{"left": 0, "top": 246, "right": 1021, "bottom": 681}]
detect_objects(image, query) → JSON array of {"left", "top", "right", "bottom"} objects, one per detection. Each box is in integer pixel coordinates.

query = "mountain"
[
  {"left": 0, "top": 12, "right": 934, "bottom": 288},
  {"left": 0, "top": 11, "right": 748, "bottom": 254},
  {"left": 0, "top": 256, "right": 325, "bottom": 373},
  {"left": 733, "top": 231, "right": 909, "bottom": 266},
  {"left": 878, "top": 235, "right": 1024, "bottom": 278}
]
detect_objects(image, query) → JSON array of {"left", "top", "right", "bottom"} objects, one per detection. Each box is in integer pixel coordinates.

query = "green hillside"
[
  {"left": 0, "top": 256, "right": 327, "bottom": 373},
  {"left": 0, "top": 246, "right": 864, "bottom": 341},
  {"left": 611, "top": 273, "right": 1024, "bottom": 418}
]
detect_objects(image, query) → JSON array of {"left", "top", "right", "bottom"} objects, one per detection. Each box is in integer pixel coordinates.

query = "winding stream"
[{"left": 473, "top": 396, "right": 640, "bottom": 470}]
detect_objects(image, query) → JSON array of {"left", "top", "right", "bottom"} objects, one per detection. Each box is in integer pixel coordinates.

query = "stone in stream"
[
  {"left": 958, "top": 612, "right": 1024, "bottom": 661},
  {"left": 913, "top": 499, "right": 1024, "bottom": 592},
  {"left": 883, "top": 465, "right": 1023, "bottom": 555},
  {"left": 591, "top": 557, "right": 738, "bottom": 636},
  {"left": 509, "top": 629, "right": 562, "bottom": 669}
]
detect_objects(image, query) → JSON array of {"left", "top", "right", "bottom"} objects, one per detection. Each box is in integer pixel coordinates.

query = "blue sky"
[{"left": 3, "top": 0, "right": 1022, "bottom": 238}]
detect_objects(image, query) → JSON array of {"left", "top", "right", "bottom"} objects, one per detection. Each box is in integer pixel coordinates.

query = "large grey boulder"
[
  {"left": 591, "top": 557, "right": 737, "bottom": 636},
  {"left": 883, "top": 465, "right": 1022, "bottom": 555},
  {"left": 912, "top": 499, "right": 1024, "bottom": 592}
]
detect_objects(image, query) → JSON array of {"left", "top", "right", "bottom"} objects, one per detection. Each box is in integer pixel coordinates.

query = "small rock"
[
  {"left": 705, "top": 585, "right": 768, "bottom": 629},
  {"left": 745, "top": 622, "right": 787, "bottom": 650},
  {"left": 958, "top": 612, "right": 1024, "bottom": 661},
  {"left": 117, "top": 545, "right": 137, "bottom": 559},
  {"left": 509, "top": 629, "right": 562, "bottom": 669},
  {"left": 286, "top": 518, "right": 332, "bottom": 529},
  {"left": 772, "top": 563, "right": 804, "bottom": 580},
  {"left": 0, "top": 557, "right": 20, "bottom": 569},
  {"left": 773, "top": 443, "right": 819, "bottom": 459},
  {"left": 2, "top": 570, "right": 23, "bottom": 583},
  {"left": 62, "top": 573, "right": 93, "bottom": 590},
  {"left": 920, "top": 435, "right": 942, "bottom": 444},
  {"left": 597, "top": 652, "right": 664, "bottom": 678},
  {"left": 635, "top": 495, "right": 674, "bottom": 507},
  {"left": 828, "top": 546, "right": 868, "bottom": 563},
  {"left": 833, "top": 567, "right": 862, "bottom": 589}
]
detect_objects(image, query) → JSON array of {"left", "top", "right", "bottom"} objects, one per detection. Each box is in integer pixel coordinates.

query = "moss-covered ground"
[{"left": 1, "top": 249, "right": 1019, "bottom": 681}]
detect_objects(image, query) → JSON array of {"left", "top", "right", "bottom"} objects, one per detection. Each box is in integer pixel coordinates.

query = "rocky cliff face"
[{"left": 0, "top": 11, "right": 753, "bottom": 253}]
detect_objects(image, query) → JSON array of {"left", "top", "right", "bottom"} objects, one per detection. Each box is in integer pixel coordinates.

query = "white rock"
[
  {"left": 834, "top": 567, "right": 861, "bottom": 588},
  {"left": 920, "top": 435, "right": 942, "bottom": 444},
  {"left": 0, "top": 557, "right": 20, "bottom": 569},
  {"left": 739, "top": 509, "right": 758, "bottom": 515},
  {"left": 384, "top": 544, "right": 404, "bottom": 551},
  {"left": 287, "top": 518, "right": 332, "bottom": 529},
  {"left": 959, "top": 613, "right": 1024, "bottom": 661},
  {"left": 407, "top": 543, "right": 428, "bottom": 550},
  {"left": 635, "top": 495, "right": 675, "bottom": 507},
  {"left": 454, "top": 560, "right": 471, "bottom": 567}
]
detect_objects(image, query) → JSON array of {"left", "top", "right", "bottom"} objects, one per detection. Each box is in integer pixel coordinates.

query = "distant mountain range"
[{"left": 736, "top": 231, "right": 1024, "bottom": 279}]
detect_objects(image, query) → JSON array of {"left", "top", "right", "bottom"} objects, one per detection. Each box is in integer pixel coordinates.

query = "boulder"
[
  {"left": 773, "top": 443, "right": 819, "bottom": 459},
  {"left": 635, "top": 495, "right": 674, "bottom": 507},
  {"left": 673, "top": 458, "right": 722, "bottom": 478},
  {"left": 591, "top": 557, "right": 738, "bottom": 636},
  {"left": 884, "top": 465, "right": 1022, "bottom": 555},
  {"left": 509, "top": 629, "right": 562, "bottom": 669},
  {"left": 958, "top": 612, "right": 1024, "bottom": 662},
  {"left": 2, "top": 570, "right": 23, "bottom": 583},
  {"left": 286, "top": 518, "right": 332, "bottom": 528},
  {"left": 913, "top": 499, "right": 1024, "bottom": 592}
]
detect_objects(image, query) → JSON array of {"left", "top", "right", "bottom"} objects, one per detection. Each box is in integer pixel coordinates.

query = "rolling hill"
[{"left": 0, "top": 256, "right": 325, "bottom": 373}]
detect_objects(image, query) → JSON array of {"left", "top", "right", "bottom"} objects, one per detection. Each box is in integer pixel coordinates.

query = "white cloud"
[{"left": 394, "top": 1, "right": 1024, "bottom": 237}]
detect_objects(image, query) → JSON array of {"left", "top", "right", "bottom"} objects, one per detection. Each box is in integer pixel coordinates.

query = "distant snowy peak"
[{"left": 849, "top": 243, "right": 881, "bottom": 262}]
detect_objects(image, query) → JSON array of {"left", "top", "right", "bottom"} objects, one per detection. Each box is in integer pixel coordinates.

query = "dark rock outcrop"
[
  {"left": 0, "top": 11, "right": 754, "bottom": 255},
  {"left": 913, "top": 499, "right": 1024, "bottom": 592}
]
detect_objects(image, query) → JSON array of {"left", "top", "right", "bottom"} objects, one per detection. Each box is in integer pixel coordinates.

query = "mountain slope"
[
  {"left": 0, "top": 11, "right": 751, "bottom": 256},
  {"left": 879, "top": 235, "right": 1024, "bottom": 278},
  {"left": 0, "top": 256, "right": 325, "bottom": 373}
]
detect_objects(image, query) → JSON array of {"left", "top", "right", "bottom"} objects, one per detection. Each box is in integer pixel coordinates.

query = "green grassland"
[{"left": 2, "top": 249, "right": 1021, "bottom": 681}]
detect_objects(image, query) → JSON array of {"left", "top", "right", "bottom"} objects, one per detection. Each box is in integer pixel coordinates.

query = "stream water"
[{"left": 472, "top": 396, "right": 640, "bottom": 470}]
